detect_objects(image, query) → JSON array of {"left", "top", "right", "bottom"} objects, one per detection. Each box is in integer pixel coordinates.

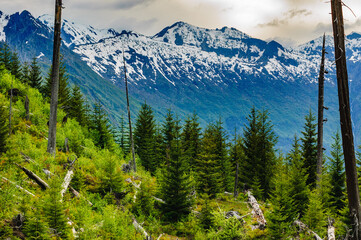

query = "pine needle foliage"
[
  {"left": 241, "top": 107, "right": 277, "bottom": 200},
  {"left": 301, "top": 110, "right": 317, "bottom": 187},
  {"left": 328, "top": 131, "right": 346, "bottom": 214},
  {"left": 159, "top": 116, "right": 193, "bottom": 222},
  {"left": 134, "top": 102, "right": 157, "bottom": 173}
]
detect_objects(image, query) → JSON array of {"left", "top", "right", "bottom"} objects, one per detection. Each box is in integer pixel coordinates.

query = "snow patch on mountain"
[
  {"left": 38, "top": 14, "right": 119, "bottom": 47},
  {"left": 0, "top": 11, "right": 10, "bottom": 41}
]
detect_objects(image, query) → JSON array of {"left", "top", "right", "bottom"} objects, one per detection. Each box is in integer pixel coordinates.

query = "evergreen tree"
[
  {"left": 0, "top": 102, "right": 8, "bottom": 154},
  {"left": 199, "top": 194, "right": 214, "bottom": 230},
  {"left": 328, "top": 131, "right": 346, "bottom": 213},
  {"left": 301, "top": 110, "right": 318, "bottom": 187},
  {"left": 241, "top": 107, "right": 277, "bottom": 200},
  {"left": 44, "top": 179, "right": 70, "bottom": 239},
  {"left": 181, "top": 112, "right": 201, "bottom": 171},
  {"left": 0, "top": 43, "right": 12, "bottom": 70},
  {"left": 268, "top": 160, "right": 295, "bottom": 239},
  {"left": 214, "top": 119, "right": 232, "bottom": 192},
  {"left": 196, "top": 123, "right": 222, "bottom": 198},
  {"left": 42, "top": 56, "right": 70, "bottom": 107},
  {"left": 98, "top": 151, "right": 124, "bottom": 195},
  {"left": 230, "top": 129, "right": 243, "bottom": 196},
  {"left": 287, "top": 135, "right": 309, "bottom": 217},
  {"left": 159, "top": 118, "right": 193, "bottom": 222},
  {"left": 161, "top": 109, "right": 176, "bottom": 166},
  {"left": 134, "top": 103, "right": 157, "bottom": 173},
  {"left": 90, "top": 102, "right": 113, "bottom": 149},
  {"left": 68, "top": 85, "right": 87, "bottom": 125},
  {"left": 21, "top": 62, "right": 30, "bottom": 85},
  {"left": 302, "top": 188, "right": 328, "bottom": 236},
  {"left": 23, "top": 206, "right": 50, "bottom": 240},
  {"left": 9, "top": 51, "right": 21, "bottom": 79},
  {"left": 28, "top": 57, "right": 43, "bottom": 90}
]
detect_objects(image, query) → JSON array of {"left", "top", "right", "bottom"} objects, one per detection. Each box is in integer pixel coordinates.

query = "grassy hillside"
[{"left": 0, "top": 65, "right": 269, "bottom": 239}]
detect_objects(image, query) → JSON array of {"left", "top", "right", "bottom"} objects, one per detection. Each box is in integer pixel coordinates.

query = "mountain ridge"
[{"left": 2, "top": 9, "right": 361, "bottom": 150}]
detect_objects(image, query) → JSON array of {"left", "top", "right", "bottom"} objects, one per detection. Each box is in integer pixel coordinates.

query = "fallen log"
[
  {"left": 294, "top": 219, "right": 322, "bottom": 240},
  {"left": 133, "top": 217, "right": 151, "bottom": 239},
  {"left": 68, "top": 186, "right": 93, "bottom": 206},
  {"left": 20, "top": 152, "right": 35, "bottom": 164},
  {"left": 328, "top": 218, "right": 335, "bottom": 240},
  {"left": 153, "top": 196, "right": 165, "bottom": 204},
  {"left": 14, "top": 163, "right": 49, "bottom": 190},
  {"left": 157, "top": 233, "right": 164, "bottom": 240},
  {"left": 60, "top": 157, "right": 77, "bottom": 199},
  {"left": 1, "top": 176, "right": 36, "bottom": 197},
  {"left": 246, "top": 190, "right": 266, "bottom": 230}
]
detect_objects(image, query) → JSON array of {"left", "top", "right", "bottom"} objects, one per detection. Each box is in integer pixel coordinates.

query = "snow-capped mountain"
[
  {"left": 3, "top": 10, "right": 361, "bottom": 149},
  {"left": 38, "top": 14, "right": 119, "bottom": 48}
]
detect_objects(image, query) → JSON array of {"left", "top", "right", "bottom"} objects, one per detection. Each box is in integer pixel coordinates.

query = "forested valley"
[
  {"left": 1, "top": 0, "right": 361, "bottom": 239},
  {"left": 0, "top": 40, "right": 356, "bottom": 239}
]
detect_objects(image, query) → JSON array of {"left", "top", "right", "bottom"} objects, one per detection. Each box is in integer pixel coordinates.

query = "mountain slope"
[{"left": 3, "top": 10, "right": 361, "bottom": 150}]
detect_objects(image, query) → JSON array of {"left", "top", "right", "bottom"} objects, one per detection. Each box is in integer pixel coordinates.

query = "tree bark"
[
  {"left": 60, "top": 169, "right": 74, "bottom": 199},
  {"left": 14, "top": 163, "right": 50, "bottom": 190},
  {"left": 25, "top": 95, "right": 29, "bottom": 121},
  {"left": 246, "top": 190, "right": 266, "bottom": 229},
  {"left": 132, "top": 217, "right": 151, "bottom": 239},
  {"left": 47, "top": 0, "right": 63, "bottom": 155},
  {"left": 60, "top": 157, "right": 77, "bottom": 199},
  {"left": 64, "top": 137, "right": 69, "bottom": 153},
  {"left": 68, "top": 186, "right": 93, "bottom": 206},
  {"left": 330, "top": 1, "right": 361, "bottom": 238},
  {"left": 234, "top": 162, "right": 239, "bottom": 198},
  {"left": 122, "top": 50, "right": 136, "bottom": 172},
  {"left": 316, "top": 34, "right": 326, "bottom": 185},
  {"left": 328, "top": 218, "right": 335, "bottom": 240}
]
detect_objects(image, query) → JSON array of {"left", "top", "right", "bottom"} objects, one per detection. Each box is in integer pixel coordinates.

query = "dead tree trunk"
[
  {"left": 132, "top": 217, "right": 151, "bottom": 239},
  {"left": 316, "top": 34, "right": 327, "bottom": 184},
  {"left": 234, "top": 162, "right": 239, "bottom": 198},
  {"left": 330, "top": 1, "right": 361, "bottom": 238},
  {"left": 60, "top": 157, "right": 77, "bottom": 199},
  {"left": 25, "top": 95, "right": 29, "bottom": 121},
  {"left": 64, "top": 137, "right": 69, "bottom": 153},
  {"left": 246, "top": 190, "right": 266, "bottom": 230},
  {"left": 122, "top": 50, "right": 136, "bottom": 172},
  {"left": 47, "top": 0, "right": 63, "bottom": 155},
  {"left": 14, "top": 163, "right": 49, "bottom": 190},
  {"left": 328, "top": 218, "right": 335, "bottom": 240}
]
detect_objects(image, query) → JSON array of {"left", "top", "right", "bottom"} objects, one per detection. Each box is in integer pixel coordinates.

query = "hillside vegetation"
[{"left": 0, "top": 44, "right": 357, "bottom": 240}]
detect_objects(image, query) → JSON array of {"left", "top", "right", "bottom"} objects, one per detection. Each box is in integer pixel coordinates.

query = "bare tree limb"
[
  {"left": 132, "top": 217, "right": 151, "bottom": 239},
  {"left": 294, "top": 219, "right": 322, "bottom": 240},
  {"left": 1, "top": 176, "right": 36, "bottom": 197}
]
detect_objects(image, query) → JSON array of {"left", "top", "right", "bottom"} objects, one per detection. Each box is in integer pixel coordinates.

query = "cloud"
[
  {"left": 71, "top": 0, "right": 154, "bottom": 10},
  {"left": 258, "top": 8, "right": 312, "bottom": 28},
  {"left": 285, "top": 9, "right": 312, "bottom": 18}
]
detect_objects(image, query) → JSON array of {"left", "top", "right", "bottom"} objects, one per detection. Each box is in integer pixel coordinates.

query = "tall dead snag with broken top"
[
  {"left": 330, "top": 0, "right": 361, "bottom": 238},
  {"left": 47, "top": 0, "right": 63, "bottom": 155},
  {"left": 316, "top": 34, "right": 327, "bottom": 184},
  {"left": 122, "top": 49, "right": 136, "bottom": 172}
]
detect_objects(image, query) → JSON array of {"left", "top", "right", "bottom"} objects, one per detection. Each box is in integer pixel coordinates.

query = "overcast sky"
[{"left": 2, "top": 0, "right": 361, "bottom": 46}]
